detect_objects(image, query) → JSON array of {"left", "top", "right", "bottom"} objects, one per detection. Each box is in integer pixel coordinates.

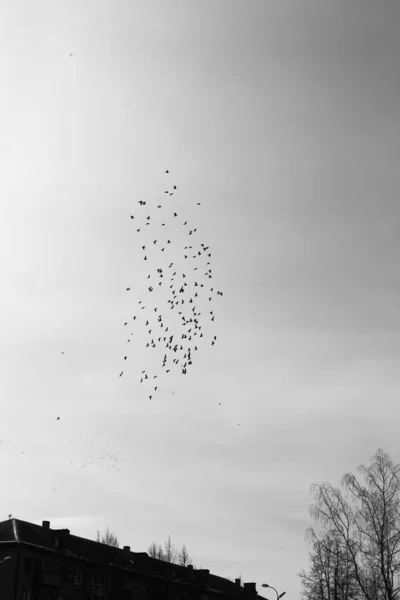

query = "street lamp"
[{"left": 261, "top": 583, "right": 286, "bottom": 600}]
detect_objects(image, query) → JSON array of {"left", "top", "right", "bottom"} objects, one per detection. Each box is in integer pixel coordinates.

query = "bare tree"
[
  {"left": 148, "top": 536, "right": 194, "bottom": 566},
  {"left": 299, "top": 528, "right": 359, "bottom": 600},
  {"left": 177, "top": 544, "right": 192, "bottom": 567},
  {"left": 147, "top": 541, "right": 165, "bottom": 560},
  {"left": 156, "top": 544, "right": 165, "bottom": 560},
  {"left": 96, "top": 526, "right": 120, "bottom": 548},
  {"left": 304, "top": 449, "right": 400, "bottom": 600},
  {"left": 163, "top": 534, "right": 177, "bottom": 563},
  {"left": 148, "top": 541, "right": 159, "bottom": 559}
]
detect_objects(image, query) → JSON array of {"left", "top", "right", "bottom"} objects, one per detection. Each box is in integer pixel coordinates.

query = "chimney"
[
  {"left": 244, "top": 582, "right": 257, "bottom": 595},
  {"left": 123, "top": 546, "right": 131, "bottom": 552},
  {"left": 42, "top": 521, "right": 50, "bottom": 530},
  {"left": 235, "top": 578, "right": 242, "bottom": 587}
]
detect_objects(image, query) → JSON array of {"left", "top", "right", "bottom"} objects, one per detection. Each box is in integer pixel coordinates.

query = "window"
[
  {"left": 23, "top": 558, "right": 32, "bottom": 576},
  {"left": 61, "top": 566, "right": 77, "bottom": 582},
  {"left": 95, "top": 570, "right": 107, "bottom": 585}
]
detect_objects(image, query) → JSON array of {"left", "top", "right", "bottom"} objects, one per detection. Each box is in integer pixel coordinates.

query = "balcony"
[
  {"left": 92, "top": 583, "right": 106, "bottom": 597},
  {"left": 35, "top": 571, "right": 60, "bottom": 587}
]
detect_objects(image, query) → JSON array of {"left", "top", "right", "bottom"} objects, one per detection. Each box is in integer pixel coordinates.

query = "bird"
[
  {"left": 165, "top": 170, "right": 169, "bottom": 173},
  {"left": 126, "top": 288, "right": 130, "bottom": 291},
  {"left": 119, "top": 371, "right": 123, "bottom": 377},
  {"left": 197, "top": 203, "right": 201, "bottom": 205},
  {"left": 56, "top": 417, "right": 60, "bottom": 420},
  {"left": 173, "top": 185, "right": 177, "bottom": 189},
  {"left": 130, "top": 215, "right": 134, "bottom": 219},
  {"left": 149, "top": 396, "right": 153, "bottom": 400},
  {"left": 61, "top": 352, "right": 64, "bottom": 354},
  {"left": 124, "top": 356, "right": 127, "bottom": 360}
]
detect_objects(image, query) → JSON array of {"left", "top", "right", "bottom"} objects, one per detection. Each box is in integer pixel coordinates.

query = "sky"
[{"left": 1, "top": 0, "right": 400, "bottom": 597}]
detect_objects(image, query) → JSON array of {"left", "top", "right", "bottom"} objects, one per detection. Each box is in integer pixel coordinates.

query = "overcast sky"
[{"left": 1, "top": 0, "right": 400, "bottom": 597}]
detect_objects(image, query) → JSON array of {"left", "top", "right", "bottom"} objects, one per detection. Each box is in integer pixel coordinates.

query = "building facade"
[{"left": 0, "top": 519, "right": 266, "bottom": 600}]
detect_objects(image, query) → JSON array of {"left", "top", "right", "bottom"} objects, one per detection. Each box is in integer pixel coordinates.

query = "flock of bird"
[
  {"left": 120, "top": 170, "right": 223, "bottom": 400},
  {"left": 7, "top": 169, "right": 225, "bottom": 487}
]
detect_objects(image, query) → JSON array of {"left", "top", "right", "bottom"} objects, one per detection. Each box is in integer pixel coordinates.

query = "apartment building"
[{"left": 0, "top": 518, "right": 266, "bottom": 600}]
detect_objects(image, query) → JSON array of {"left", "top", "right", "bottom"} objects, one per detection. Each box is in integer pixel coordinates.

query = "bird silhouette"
[
  {"left": 56, "top": 417, "right": 60, "bottom": 420},
  {"left": 165, "top": 170, "right": 169, "bottom": 173},
  {"left": 130, "top": 215, "right": 134, "bottom": 219},
  {"left": 126, "top": 288, "right": 130, "bottom": 291}
]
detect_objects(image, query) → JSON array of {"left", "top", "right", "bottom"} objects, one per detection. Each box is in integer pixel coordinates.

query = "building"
[{"left": 0, "top": 518, "right": 267, "bottom": 600}]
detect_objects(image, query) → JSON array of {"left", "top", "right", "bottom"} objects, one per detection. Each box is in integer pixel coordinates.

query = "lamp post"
[{"left": 261, "top": 583, "right": 286, "bottom": 600}]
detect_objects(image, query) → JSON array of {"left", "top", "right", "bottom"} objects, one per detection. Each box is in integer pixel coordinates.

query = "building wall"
[
  {"left": 0, "top": 547, "right": 19, "bottom": 600},
  {"left": 7, "top": 545, "right": 231, "bottom": 600}
]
